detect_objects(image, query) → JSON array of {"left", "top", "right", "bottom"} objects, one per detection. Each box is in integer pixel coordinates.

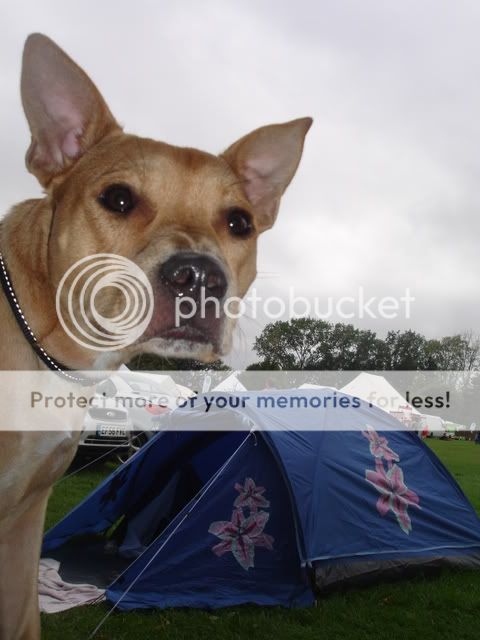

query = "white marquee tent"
[{"left": 341, "top": 372, "right": 420, "bottom": 420}]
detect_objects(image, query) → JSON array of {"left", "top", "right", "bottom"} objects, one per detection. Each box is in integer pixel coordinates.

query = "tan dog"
[{"left": 0, "top": 33, "right": 311, "bottom": 639}]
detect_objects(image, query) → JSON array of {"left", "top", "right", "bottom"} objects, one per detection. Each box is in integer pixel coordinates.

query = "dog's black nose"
[{"left": 160, "top": 253, "right": 228, "bottom": 300}]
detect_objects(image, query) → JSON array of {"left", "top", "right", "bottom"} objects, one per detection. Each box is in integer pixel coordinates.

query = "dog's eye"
[
  {"left": 98, "top": 184, "right": 137, "bottom": 214},
  {"left": 226, "top": 208, "right": 253, "bottom": 237}
]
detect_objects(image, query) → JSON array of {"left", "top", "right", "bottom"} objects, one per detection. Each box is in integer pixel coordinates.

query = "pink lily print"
[
  {"left": 234, "top": 477, "right": 270, "bottom": 512},
  {"left": 366, "top": 459, "right": 420, "bottom": 534},
  {"left": 362, "top": 426, "right": 399, "bottom": 465},
  {"left": 209, "top": 508, "right": 275, "bottom": 570}
]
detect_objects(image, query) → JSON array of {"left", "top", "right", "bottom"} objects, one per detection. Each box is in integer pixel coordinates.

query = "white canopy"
[
  {"left": 214, "top": 373, "right": 246, "bottom": 392},
  {"left": 341, "top": 372, "right": 420, "bottom": 415},
  {"left": 298, "top": 383, "right": 337, "bottom": 390}
]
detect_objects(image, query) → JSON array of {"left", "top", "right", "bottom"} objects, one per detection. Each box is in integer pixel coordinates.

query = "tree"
[
  {"left": 385, "top": 330, "right": 429, "bottom": 370},
  {"left": 246, "top": 361, "right": 279, "bottom": 371},
  {"left": 327, "top": 325, "right": 390, "bottom": 370},
  {"left": 253, "top": 318, "right": 332, "bottom": 369},
  {"left": 252, "top": 321, "right": 480, "bottom": 372},
  {"left": 128, "top": 353, "right": 229, "bottom": 371},
  {"left": 426, "top": 335, "right": 470, "bottom": 370},
  {"left": 253, "top": 319, "right": 390, "bottom": 370},
  {"left": 457, "top": 331, "right": 480, "bottom": 371}
]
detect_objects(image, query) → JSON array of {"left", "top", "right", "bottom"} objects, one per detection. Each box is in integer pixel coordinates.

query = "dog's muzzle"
[{"left": 159, "top": 252, "right": 227, "bottom": 301}]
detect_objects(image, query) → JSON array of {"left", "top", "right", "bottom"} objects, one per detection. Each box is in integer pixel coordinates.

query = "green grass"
[
  {"left": 42, "top": 440, "right": 480, "bottom": 640},
  {"left": 428, "top": 439, "right": 480, "bottom": 512}
]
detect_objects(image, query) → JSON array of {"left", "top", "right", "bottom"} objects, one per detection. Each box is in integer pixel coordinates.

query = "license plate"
[{"left": 97, "top": 425, "right": 127, "bottom": 437}]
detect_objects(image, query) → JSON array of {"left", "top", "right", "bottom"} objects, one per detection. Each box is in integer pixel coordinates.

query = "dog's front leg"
[{"left": 0, "top": 489, "right": 50, "bottom": 640}]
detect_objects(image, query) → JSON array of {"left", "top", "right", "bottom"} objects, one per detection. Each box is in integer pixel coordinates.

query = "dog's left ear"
[
  {"left": 21, "top": 33, "right": 120, "bottom": 187},
  {"left": 222, "top": 117, "right": 312, "bottom": 231}
]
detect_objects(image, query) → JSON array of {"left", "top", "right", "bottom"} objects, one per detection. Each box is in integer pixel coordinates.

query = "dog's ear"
[
  {"left": 21, "top": 33, "right": 120, "bottom": 187},
  {"left": 222, "top": 118, "right": 312, "bottom": 231}
]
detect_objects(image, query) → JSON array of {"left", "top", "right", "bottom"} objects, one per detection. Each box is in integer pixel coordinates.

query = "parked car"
[
  {"left": 77, "top": 372, "right": 193, "bottom": 461},
  {"left": 79, "top": 397, "right": 133, "bottom": 460}
]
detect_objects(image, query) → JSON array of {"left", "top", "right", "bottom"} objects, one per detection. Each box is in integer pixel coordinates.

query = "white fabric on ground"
[{"left": 38, "top": 558, "right": 105, "bottom": 613}]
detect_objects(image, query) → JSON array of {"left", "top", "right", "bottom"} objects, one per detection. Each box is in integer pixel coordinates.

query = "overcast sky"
[{"left": 1, "top": 0, "right": 480, "bottom": 367}]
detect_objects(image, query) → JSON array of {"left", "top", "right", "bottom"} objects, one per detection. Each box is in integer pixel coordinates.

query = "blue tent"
[{"left": 43, "top": 389, "right": 480, "bottom": 610}]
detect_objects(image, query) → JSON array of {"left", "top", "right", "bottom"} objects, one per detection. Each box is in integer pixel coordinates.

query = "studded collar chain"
[{"left": 0, "top": 251, "right": 95, "bottom": 385}]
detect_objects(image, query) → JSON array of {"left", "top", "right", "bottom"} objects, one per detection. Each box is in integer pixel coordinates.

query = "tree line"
[
  {"left": 128, "top": 318, "right": 480, "bottom": 373},
  {"left": 248, "top": 318, "right": 480, "bottom": 371}
]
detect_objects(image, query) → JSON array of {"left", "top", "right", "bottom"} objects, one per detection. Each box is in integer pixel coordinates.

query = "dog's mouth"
[
  {"left": 142, "top": 300, "right": 224, "bottom": 358},
  {"left": 139, "top": 252, "right": 230, "bottom": 360},
  {"left": 159, "top": 324, "right": 212, "bottom": 344},
  {"left": 55, "top": 252, "right": 231, "bottom": 365}
]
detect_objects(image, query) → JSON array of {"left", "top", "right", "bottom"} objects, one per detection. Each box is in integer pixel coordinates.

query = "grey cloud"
[{"left": 1, "top": 0, "right": 479, "bottom": 367}]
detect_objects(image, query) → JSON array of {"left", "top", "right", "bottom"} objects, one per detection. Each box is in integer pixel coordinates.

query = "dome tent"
[{"left": 43, "top": 389, "right": 480, "bottom": 610}]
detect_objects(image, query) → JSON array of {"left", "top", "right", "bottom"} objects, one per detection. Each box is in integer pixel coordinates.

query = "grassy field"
[{"left": 42, "top": 440, "right": 480, "bottom": 640}]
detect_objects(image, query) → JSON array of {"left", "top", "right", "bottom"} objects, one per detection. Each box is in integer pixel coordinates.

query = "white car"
[
  {"left": 78, "top": 372, "right": 193, "bottom": 461},
  {"left": 80, "top": 393, "right": 133, "bottom": 460}
]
